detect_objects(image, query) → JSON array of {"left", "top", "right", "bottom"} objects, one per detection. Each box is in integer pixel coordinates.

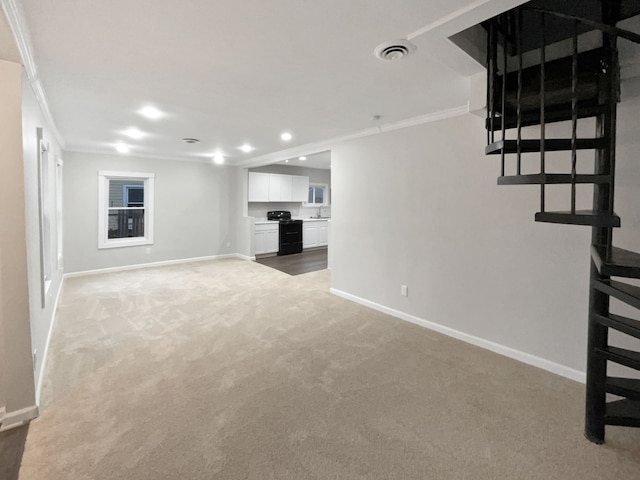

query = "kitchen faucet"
[{"left": 316, "top": 207, "right": 323, "bottom": 218}]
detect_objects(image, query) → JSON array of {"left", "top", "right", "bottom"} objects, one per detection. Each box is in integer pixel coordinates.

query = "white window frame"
[
  {"left": 37, "top": 131, "right": 53, "bottom": 306},
  {"left": 98, "top": 171, "right": 155, "bottom": 249},
  {"left": 303, "top": 183, "right": 330, "bottom": 207}
]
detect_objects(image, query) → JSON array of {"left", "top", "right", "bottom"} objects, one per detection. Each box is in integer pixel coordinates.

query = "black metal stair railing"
[{"left": 483, "top": 2, "right": 640, "bottom": 445}]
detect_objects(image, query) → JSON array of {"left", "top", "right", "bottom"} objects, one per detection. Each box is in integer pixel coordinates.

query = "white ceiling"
[{"left": 6, "top": 0, "right": 526, "bottom": 165}]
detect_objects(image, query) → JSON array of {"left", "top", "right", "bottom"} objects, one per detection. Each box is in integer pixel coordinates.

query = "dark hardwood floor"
[{"left": 256, "top": 248, "right": 327, "bottom": 276}]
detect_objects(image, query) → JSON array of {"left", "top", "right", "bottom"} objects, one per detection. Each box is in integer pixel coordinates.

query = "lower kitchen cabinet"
[
  {"left": 255, "top": 223, "right": 279, "bottom": 255},
  {"left": 303, "top": 220, "right": 329, "bottom": 249}
]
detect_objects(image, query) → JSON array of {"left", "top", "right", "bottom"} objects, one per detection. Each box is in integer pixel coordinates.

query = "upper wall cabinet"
[
  {"left": 248, "top": 172, "right": 270, "bottom": 202},
  {"left": 248, "top": 172, "right": 309, "bottom": 202}
]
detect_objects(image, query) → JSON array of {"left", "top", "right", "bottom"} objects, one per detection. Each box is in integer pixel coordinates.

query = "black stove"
[{"left": 267, "top": 211, "right": 303, "bottom": 255}]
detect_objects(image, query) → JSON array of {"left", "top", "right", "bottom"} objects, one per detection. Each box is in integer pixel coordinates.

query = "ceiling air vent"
[{"left": 374, "top": 39, "right": 416, "bottom": 61}]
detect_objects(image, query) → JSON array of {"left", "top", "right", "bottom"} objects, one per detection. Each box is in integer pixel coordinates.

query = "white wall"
[
  {"left": 330, "top": 112, "right": 603, "bottom": 376},
  {"left": 21, "top": 68, "right": 65, "bottom": 405},
  {"left": 63, "top": 152, "right": 238, "bottom": 273},
  {"left": 0, "top": 59, "right": 37, "bottom": 427}
]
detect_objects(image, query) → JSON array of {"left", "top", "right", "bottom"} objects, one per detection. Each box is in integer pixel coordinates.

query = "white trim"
[
  {"left": 68, "top": 146, "right": 218, "bottom": 165},
  {"left": 0, "top": 405, "right": 39, "bottom": 432},
  {"left": 63, "top": 254, "right": 249, "bottom": 278},
  {"left": 330, "top": 288, "right": 586, "bottom": 384},
  {"left": 35, "top": 276, "right": 65, "bottom": 406},
  {"left": 238, "top": 105, "right": 469, "bottom": 168},
  {"left": 0, "top": 0, "right": 66, "bottom": 149},
  {"left": 98, "top": 171, "right": 155, "bottom": 249}
]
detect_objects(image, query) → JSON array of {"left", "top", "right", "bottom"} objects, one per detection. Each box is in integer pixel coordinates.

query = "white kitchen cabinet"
[
  {"left": 291, "top": 175, "right": 309, "bottom": 202},
  {"left": 248, "top": 172, "right": 309, "bottom": 202},
  {"left": 303, "top": 223, "right": 319, "bottom": 248},
  {"left": 303, "top": 220, "right": 328, "bottom": 248},
  {"left": 255, "top": 223, "right": 279, "bottom": 255},
  {"left": 269, "top": 174, "right": 292, "bottom": 201},
  {"left": 318, "top": 222, "right": 329, "bottom": 246},
  {"left": 248, "top": 172, "right": 270, "bottom": 202}
]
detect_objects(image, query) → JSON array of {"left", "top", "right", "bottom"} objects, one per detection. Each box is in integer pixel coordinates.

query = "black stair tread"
[
  {"left": 596, "top": 346, "right": 640, "bottom": 370},
  {"left": 534, "top": 211, "right": 621, "bottom": 228},
  {"left": 486, "top": 103, "right": 606, "bottom": 131},
  {"left": 593, "top": 279, "right": 640, "bottom": 309},
  {"left": 592, "top": 245, "right": 640, "bottom": 279},
  {"left": 498, "top": 174, "right": 610, "bottom": 185},
  {"left": 604, "top": 399, "right": 640, "bottom": 427},
  {"left": 606, "top": 378, "right": 640, "bottom": 401},
  {"left": 485, "top": 138, "right": 606, "bottom": 155},
  {"left": 593, "top": 312, "right": 640, "bottom": 340}
]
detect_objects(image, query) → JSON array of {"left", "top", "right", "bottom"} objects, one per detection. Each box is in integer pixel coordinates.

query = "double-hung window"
[
  {"left": 98, "top": 171, "right": 155, "bottom": 249},
  {"left": 304, "top": 183, "right": 329, "bottom": 207}
]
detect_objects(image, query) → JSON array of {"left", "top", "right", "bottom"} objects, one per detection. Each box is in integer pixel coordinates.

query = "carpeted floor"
[{"left": 3, "top": 258, "right": 640, "bottom": 479}]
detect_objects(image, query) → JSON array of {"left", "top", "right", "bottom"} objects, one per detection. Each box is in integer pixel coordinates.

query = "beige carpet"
[{"left": 4, "top": 258, "right": 640, "bottom": 479}]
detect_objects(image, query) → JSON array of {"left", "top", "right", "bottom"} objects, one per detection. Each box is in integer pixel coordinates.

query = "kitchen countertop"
[{"left": 254, "top": 217, "right": 330, "bottom": 225}]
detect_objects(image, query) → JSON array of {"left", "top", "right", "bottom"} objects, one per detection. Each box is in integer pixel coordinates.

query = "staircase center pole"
[{"left": 584, "top": 6, "right": 618, "bottom": 444}]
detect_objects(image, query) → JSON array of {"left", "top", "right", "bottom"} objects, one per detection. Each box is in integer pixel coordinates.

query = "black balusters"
[
  {"left": 540, "top": 12, "right": 546, "bottom": 213},
  {"left": 571, "top": 21, "right": 579, "bottom": 214},
  {"left": 516, "top": 10, "right": 523, "bottom": 175}
]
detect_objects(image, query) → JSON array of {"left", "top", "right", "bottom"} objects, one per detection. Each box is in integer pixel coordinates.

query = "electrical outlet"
[
  {"left": 226, "top": 241, "right": 231, "bottom": 247},
  {"left": 145, "top": 247, "right": 151, "bottom": 254},
  {"left": 401, "top": 285, "right": 408, "bottom": 297}
]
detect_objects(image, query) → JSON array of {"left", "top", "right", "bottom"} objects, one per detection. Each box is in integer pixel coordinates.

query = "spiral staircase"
[{"left": 481, "top": 0, "right": 640, "bottom": 443}]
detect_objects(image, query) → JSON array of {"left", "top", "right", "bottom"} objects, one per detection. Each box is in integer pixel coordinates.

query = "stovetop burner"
[{"left": 267, "top": 210, "right": 292, "bottom": 221}]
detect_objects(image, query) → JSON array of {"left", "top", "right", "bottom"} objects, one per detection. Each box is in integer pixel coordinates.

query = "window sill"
[{"left": 99, "top": 237, "right": 153, "bottom": 249}]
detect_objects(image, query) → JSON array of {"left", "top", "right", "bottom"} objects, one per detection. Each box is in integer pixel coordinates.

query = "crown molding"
[
  {"left": 238, "top": 104, "right": 469, "bottom": 169},
  {"left": 1, "top": 0, "right": 66, "bottom": 149}
]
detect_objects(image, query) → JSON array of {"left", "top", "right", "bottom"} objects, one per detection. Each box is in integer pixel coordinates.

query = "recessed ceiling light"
[
  {"left": 213, "top": 154, "right": 224, "bottom": 165},
  {"left": 138, "top": 106, "right": 164, "bottom": 120},
  {"left": 298, "top": 156, "right": 307, "bottom": 161},
  {"left": 280, "top": 132, "right": 292, "bottom": 141},
  {"left": 115, "top": 143, "right": 130, "bottom": 154},
  {"left": 123, "top": 127, "right": 144, "bottom": 139},
  {"left": 182, "top": 138, "right": 200, "bottom": 144},
  {"left": 284, "top": 159, "right": 289, "bottom": 163},
  {"left": 239, "top": 144, "right": 254, "bottom": 153}
]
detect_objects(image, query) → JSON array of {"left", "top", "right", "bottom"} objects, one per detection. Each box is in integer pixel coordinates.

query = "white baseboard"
[
  {"left": 64, "top": 253, "right": 250, "bottom": 278},
  {"left": 35, "top": 275, "right": 65, "bottom": 406},
  {"left": 0, "top": 405, "right": 39, "bottom": 432},
  {"left": 330, "top": 288, "right": 586, "bottom": 384}
]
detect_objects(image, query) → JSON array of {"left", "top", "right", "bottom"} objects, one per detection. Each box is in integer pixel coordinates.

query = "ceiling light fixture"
[
  {"left": 115, "top": 143, "right": 130, "bottom": 154},
  {"left": 123, "top": 127, "right": 144, "bottom": 139},
  {"left": 299, "top": 156, "right": 306, "bottom": 161},
  {"left": 138, "top": 106, "right": 164, "bottom": 120},
  {"left": 239, "top": 144, "right": 254, "bottom": 153},
  {"left": 374, "top": 39, "right": 416, "bottom": 61},
  {"left": 280, "top": 132, "right": 292, "bottom": 142},
  {"left": 213, "top": 154, "right": 224, "bottom": 165},
  {"left": 182, "top": 138, "right": 200, "bottom": 144}
]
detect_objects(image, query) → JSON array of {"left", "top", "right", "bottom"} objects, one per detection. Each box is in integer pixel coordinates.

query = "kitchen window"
[
  {"left": 304, "top": 183, "right": 329, "bottom": 207},
  {"left": 98, "top": 171, "right": 155, "bottom": 249}
]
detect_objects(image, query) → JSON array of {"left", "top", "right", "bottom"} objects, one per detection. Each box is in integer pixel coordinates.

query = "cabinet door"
[
  {"left": 248, "top": 172, "right": 269, "bottom": 202},
  {"left": 255, "top": 230, "right": 267, "bottom": 254},
  {"left": 291, "top": 176, "right": 309, "bottom": 202},
  {"left": 269, "top": 174, "right": 291, "bottom": 201},
  {"left": 279, "top": 175, "right": 292, "bottom": 201},
  {"left": 318, "top": 222, "right": 329, "bottom": 246},
  {"left": 303, "top": 224, "right": 318, "bottom": 248},
  {"left": 266, "top": 229, "right": 279, "bottom": 253}
]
